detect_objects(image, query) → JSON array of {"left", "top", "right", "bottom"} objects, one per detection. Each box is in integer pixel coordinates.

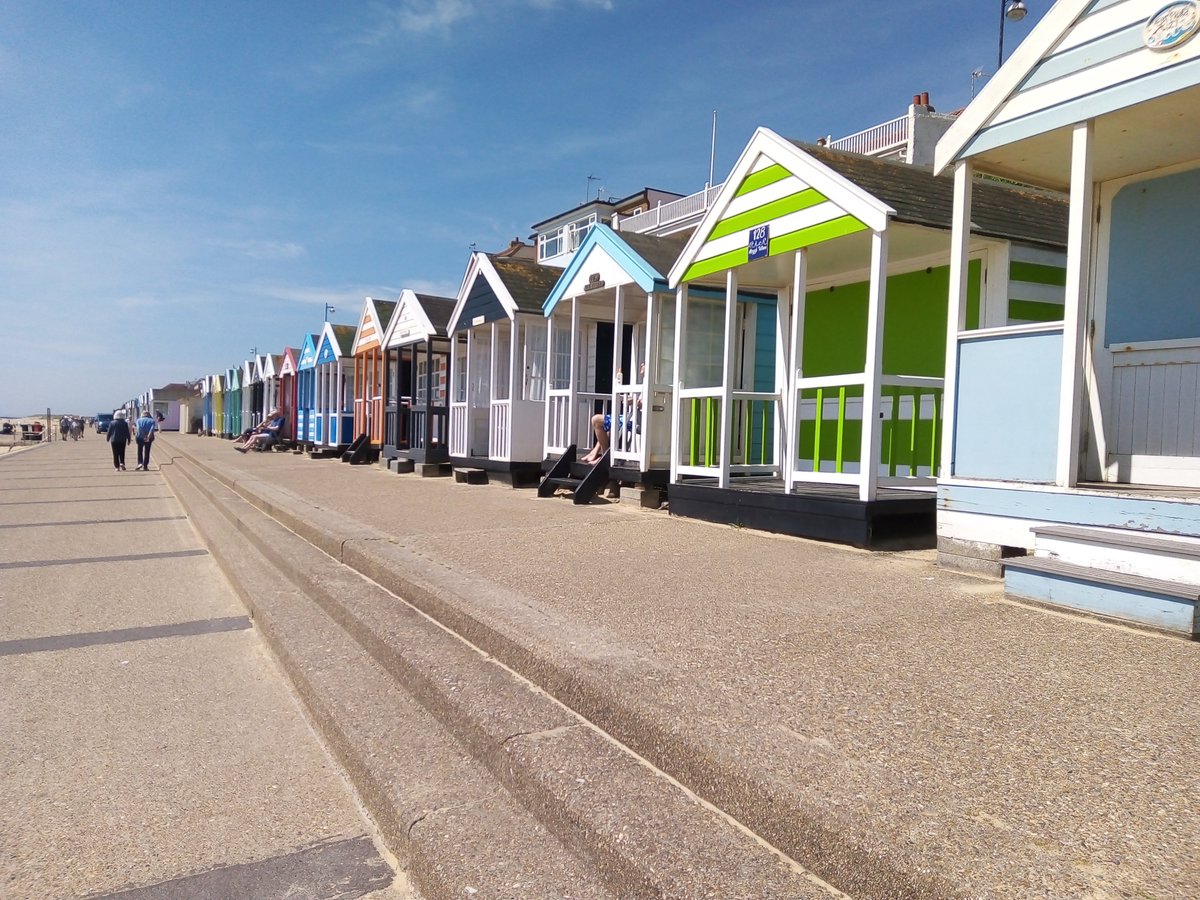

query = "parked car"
[{"left": 95, "top": 413, "right": 113, "bottom": 434}]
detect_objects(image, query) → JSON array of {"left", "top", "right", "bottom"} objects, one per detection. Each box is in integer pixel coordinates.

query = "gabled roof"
[
  {"left": 260, "top": 354, "right": 281, "bottom": 380},
  {"left": 544, "top": 224, "right": 689, "bottom": 314},
  {"left": 448, "top": 252, "right": 562, "bottom": 333},
  {"left": 279, "top": 347, "right": 298, "bottom": 377},
  {"left": 351, "top": 297, "right": 398, "bottom": 354},
  {"left": 211, "top": 373, "right": 224, "bottom": 392},
  {"left": 227, "top": 366, "right": 241, "bottom": 390},
  {"left": 297, "top": 333, "right": 320, "bottom": 370},
  {"left": 935, "top": 0, "right": 1200, "bottom": 178},
  {"left": 383, "top": 289, "right": 456, "bottom": 347},
  {"left": 316, "top": 322, "right": 356, "bottom": 363},
  {"left": 670, "top": 126, "right": 1068, "bottom": 286},
  {"left": 243, "top": 358, "right": 259, "bottom": 384}
]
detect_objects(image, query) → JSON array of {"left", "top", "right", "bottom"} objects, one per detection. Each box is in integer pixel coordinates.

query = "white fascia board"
[
  {"left": 934, "top": 0, "right": 1093, "bottom": 173},
  {"left": 385, "top": 288, "right": 437, "bottom": 348},
  {"left": 668, "top": 127, "right": 894, "bottom": 288},
  {"left": 447, "top": 252, "right": 485, "bottom": 334}
]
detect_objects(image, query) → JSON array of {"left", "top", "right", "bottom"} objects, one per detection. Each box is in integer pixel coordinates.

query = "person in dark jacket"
[{"left": 108, "top": 411, "right": 132, "bottom": 471}]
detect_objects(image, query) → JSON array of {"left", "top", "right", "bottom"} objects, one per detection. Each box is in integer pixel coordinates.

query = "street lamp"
[
  {"left": 324, "top": 303, "right": 336, "bottom": 322},
  {"left": 999, "top": 1, "right": 1029, "bottom": 70}
]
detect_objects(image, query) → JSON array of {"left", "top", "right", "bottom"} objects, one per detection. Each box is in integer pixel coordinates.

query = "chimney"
[{"left": 921, "top": 91, "right": 931, "bottom": 110}]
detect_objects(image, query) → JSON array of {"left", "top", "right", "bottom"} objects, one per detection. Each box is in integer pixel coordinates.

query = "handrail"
[
  {"left": 828, "top": 114, "right": 909, "bottom": 157},
  {"left": 616, "top": 183, "right": 724, "bottom": 234}
]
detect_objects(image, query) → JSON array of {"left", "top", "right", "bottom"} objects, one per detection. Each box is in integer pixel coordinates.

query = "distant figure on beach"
[
  {"left": 108, "top": 410, "right": 132, "bottom": 470},
  {"left": 134, "top": 410, "right": 157, "bottom": 471},
  {"left": 60, "top": 415, "right": 71, "bottom": 440},
  {"left": 70, "top": 418, "right": 83, "bottom": 440}
]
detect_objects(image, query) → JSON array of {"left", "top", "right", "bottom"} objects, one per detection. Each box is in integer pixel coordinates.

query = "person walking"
[
  {"left": 108, "top": 410, "right": 132, "bottom": 471},
  {"left": 134, "top": 410, "right": 157, "bottom": 471}
]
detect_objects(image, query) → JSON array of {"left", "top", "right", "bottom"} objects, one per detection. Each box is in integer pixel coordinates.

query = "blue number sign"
[{"left": 748, "top": 224, "right": 769, "bottom": 261}]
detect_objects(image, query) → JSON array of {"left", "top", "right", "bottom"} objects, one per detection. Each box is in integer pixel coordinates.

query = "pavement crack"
[
  {"left": 406, "top": 801, "right": 479, "bottom": 837},
  {"left": 500, "top": 724, "right": 581, "bottom": 747}
]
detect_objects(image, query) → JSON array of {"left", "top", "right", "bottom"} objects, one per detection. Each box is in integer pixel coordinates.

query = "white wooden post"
[
  {"left": 719, "top": 269, "right": 738, "bottom": 489},
  {"left": 1057, "top": 120, "right": 1095, "bottom": 488},
  {"left": 614, "top": 284, "right": 625, "bottom": 444},
  {"left": 570, "top": 297, "right": 581, "bottom": 448},
  {"left": 643, "top": 290, "right": 656, "bottom": 471},
  {"left": 941, "top": 160, "right": 974, "bottom": 480},
  {"left": 463, "top": 328, "right": 473, "bottom": 456},
  {"left": 774, "top": 281, "right": 791, "bottom": 479},
  {"left": 787, "top": 249, "right": 808, "bottom": 489},
  {"left": 542, "top": 315, "right": 553, "bottom": 454},
  {"left": 859, "top": 229, "right": 889, "bottom": 502},
  {"left": 670, "top": 285, "right": 688, "bottom": 483}
]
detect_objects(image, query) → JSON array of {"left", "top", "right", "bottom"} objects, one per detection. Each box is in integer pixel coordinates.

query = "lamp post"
[
  {"left": 324, "top": 303, "right": 336, "bottom": 322},
  {"left": 999, "top": 0, "right": 1029, "bottom": 70}
]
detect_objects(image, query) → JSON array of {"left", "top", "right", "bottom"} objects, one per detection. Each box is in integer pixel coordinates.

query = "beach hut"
[
  {"left": 225, "top": 365, "right": 242, "bottom": 439},
  {"left": 537, "top": 225, "right": 688, "bottom": 503},
  {"left": 932, "top": 0, "right": 1200, "bottom": 634},
  {"left": 380, "top": 289, "right": 456, "bottom": 473},
  {"left": 665, "top": 128, "right": 1067, "bottom": 547},
  {"left": 278, "top": 347, "right": 298, "bottom": 443},
  {"left": 447, "top": 252, "right": 562, "bottom": 485},
  {"left": 350, "top": 297, "right": 397, "bottom": 455},
  {"left": 296, "top": 333, "right": 320, "bottom": 446},
  {"left": 259, "top": 353, "right": 282, "bottom": 424},
  {"left": 210, "top": 374, "right": 225, "bottom": 437},
  {"left": 242, "top": 358, "right": 261, "bottom": 432},
  {"left": 313, "top": 322, "right": 356, "bottom": 450}
]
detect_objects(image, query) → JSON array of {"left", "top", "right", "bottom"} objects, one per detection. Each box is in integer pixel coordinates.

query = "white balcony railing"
[
  {"left": 616, "top": 183, "right": 724, "bottom": 235},
  {"left": 827, "top": 114, "right": 909, "bottom": 158}
]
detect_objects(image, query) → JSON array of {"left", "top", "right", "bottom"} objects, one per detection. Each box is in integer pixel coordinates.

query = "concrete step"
[
  {"left": 452, "top": 467, "right": 487, "bottom": 485},
  {"left": 167, "top": 458, "right": 619, "bottom": 899},
  {"left": 159, "top": 442, "right": 958, "bottom": 899},
  {"left": 164, "top": 456, "right": 835, "bottom": 899}
]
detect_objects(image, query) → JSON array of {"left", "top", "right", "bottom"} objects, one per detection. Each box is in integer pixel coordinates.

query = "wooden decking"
[{"left": 668, "top": 477, "right": 936, "bottom": 549}]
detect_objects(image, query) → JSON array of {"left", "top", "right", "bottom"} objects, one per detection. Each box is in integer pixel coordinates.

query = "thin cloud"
[
  {"left": 355, "top": 0, "right": 612, "bottom": 41},
  {"left": 213, "top": 239, "right": 307, "bottom": 261}
]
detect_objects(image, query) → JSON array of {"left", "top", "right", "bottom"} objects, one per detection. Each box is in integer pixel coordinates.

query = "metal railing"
[
  {"left": 616, "top": 183, "right": 724, "bottom": 234},
  {"left": 827, "top": 114, "right": 909, "bottom": 157}
]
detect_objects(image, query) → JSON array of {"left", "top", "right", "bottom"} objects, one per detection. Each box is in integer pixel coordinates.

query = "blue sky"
[{"left": 0, "top": 0, "right": 1050, "bottom": 415}]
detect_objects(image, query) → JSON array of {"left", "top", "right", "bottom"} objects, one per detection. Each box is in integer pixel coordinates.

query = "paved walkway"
[
  {"left": 0, "top": 441, "right": 407, "bottom": 899},
  {"left": 163, "top": 433, "right": 1200, "bottom": 899}
]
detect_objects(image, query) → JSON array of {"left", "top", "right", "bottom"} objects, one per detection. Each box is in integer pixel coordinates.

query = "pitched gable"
[{"left": 937, "top": 0, "right": 1200, "bottom": 176}]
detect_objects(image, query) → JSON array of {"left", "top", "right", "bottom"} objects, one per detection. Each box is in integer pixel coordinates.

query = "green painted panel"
[
  {"left": 1009, "top": 299, "right": 1064, "bottom": 322},
  {"left": 769, "top": 215, "right": 867, "bottom": 256},
  {"left": 735, "top": 164, "right": 791, "bottom": 197},
  {"left": 682, "top": 246, "right": 749, "bottom": 282},
  {"left": 707, "top": 189, "right": 827, "bottom": 242},
  {"left": 1010, "top": 261, "right": 1067, "bottom": 286},
  {"left": 801, "top": 260, "right": 981, "bottom": 378}
]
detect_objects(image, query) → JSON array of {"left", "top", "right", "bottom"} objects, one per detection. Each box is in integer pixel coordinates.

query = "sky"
[{"left": 0, "top": 0, "right": 1052, "bottom": 416}]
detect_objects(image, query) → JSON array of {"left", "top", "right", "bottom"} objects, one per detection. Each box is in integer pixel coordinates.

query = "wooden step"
[
  {"left": 1033, "top": 524, "right": 1200, "bottom": 559},
  {"left": 1004, "top": 556, "right": 1200, "bottom": 635},
  {"left": 453, "top": 467, "right": 488, "bottom": 485}
]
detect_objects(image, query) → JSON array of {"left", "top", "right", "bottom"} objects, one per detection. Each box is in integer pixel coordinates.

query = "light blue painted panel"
[
  {"left": 1084, "top": 0, "right": 1131, "bottom": 14},
  {"left": 954, "top": 331, "right": 1062, "bottom": 482},
  {"left": 1005, "top": 568, "right": 1197, "bottom": 633},
  {"left": 1106, "top": 166, "right": 1200, "bottom": 344},
  {"left": 1021, "top": 23, "right": 1143, "bottom": 91},
  {"left": 963, "top": 56, "right": 1200, "bottom": 159},
  {"left": 938, "top": 483, "right": 1200, "bottom": 536}
]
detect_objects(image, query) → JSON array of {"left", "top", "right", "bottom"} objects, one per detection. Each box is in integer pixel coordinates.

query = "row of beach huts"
[{"left": 130, "top": 2, "right": 1200, "bottom": 636}]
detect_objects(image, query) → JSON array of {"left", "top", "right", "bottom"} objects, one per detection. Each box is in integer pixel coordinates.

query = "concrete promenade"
[
  {"left": 159, "top": 432, "right": 1200, "bottom": 899},
  {"left": 0, "top": 440, "right": 406, "bottom": 899}
]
